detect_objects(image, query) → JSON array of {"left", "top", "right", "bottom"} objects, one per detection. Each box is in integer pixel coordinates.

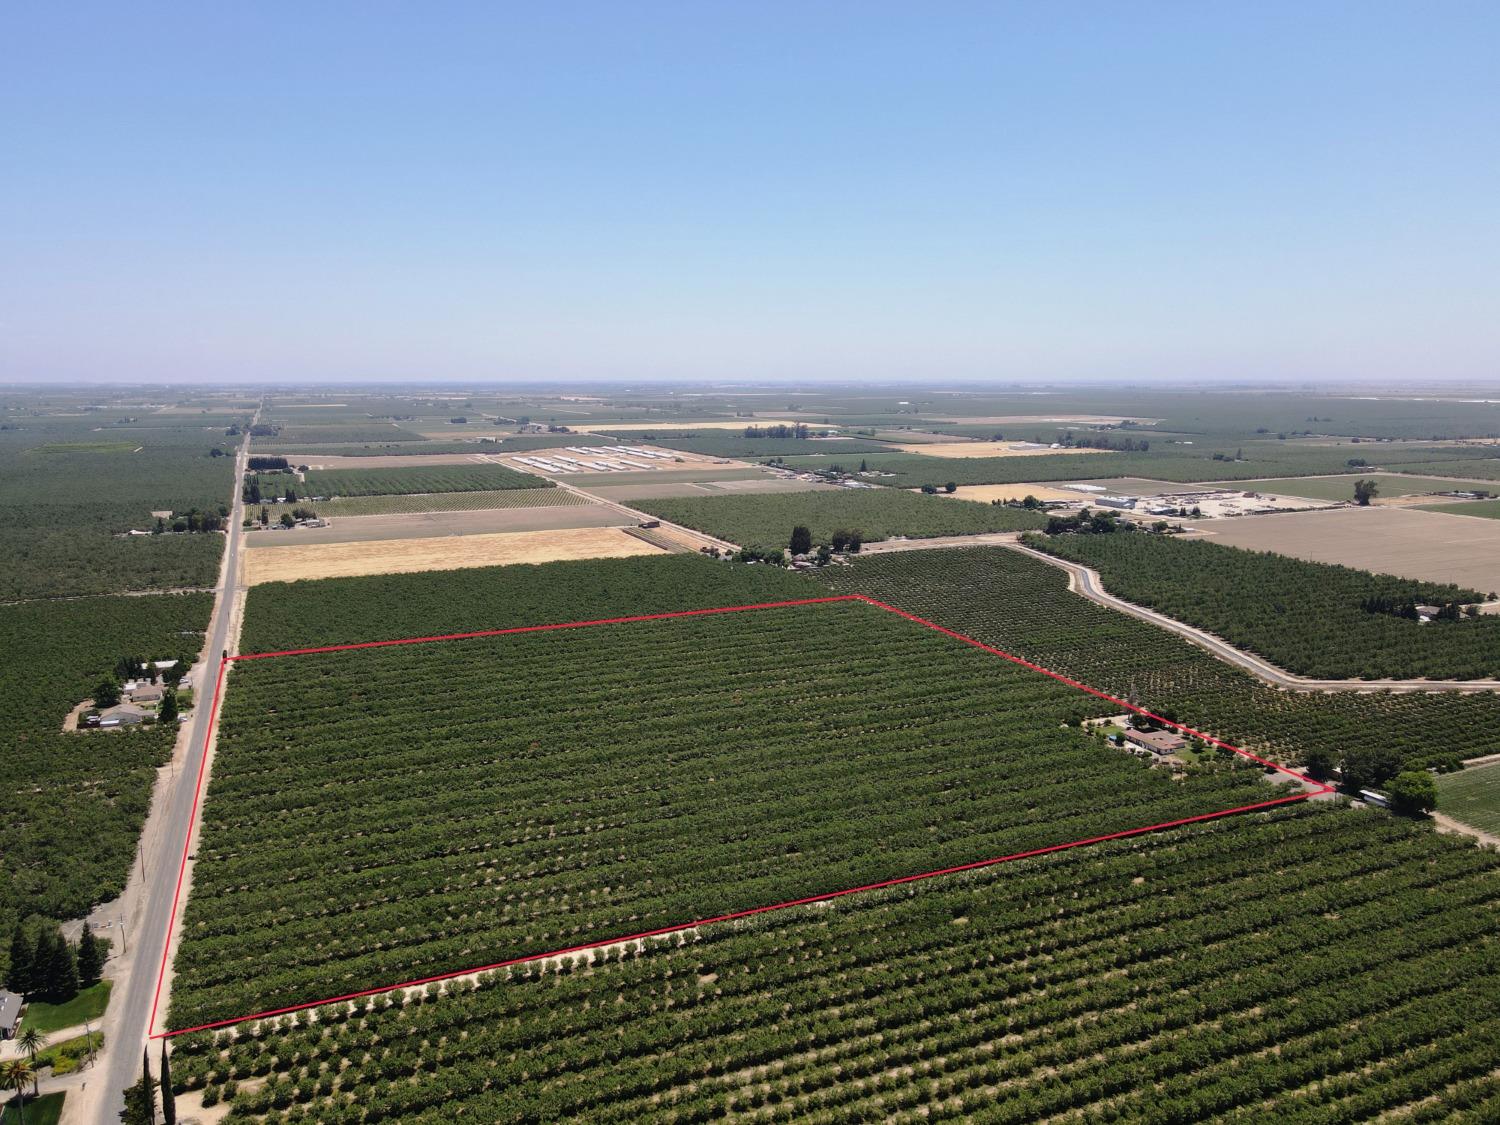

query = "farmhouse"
[
  {"left": 0, "top": 989, "right": 20, "bottom": 1039},
  {"left": 127, "top": 682, "right": 164, "bottom": 704},
  {"left": 1124, "top": 727, "right": 1187, "bottom": 757},
  {"left": 98, "top": 704, "right": 150, "bottom": 728}
]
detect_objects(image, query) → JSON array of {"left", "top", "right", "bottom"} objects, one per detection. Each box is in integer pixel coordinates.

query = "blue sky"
[{"left": 2, "top": 2, "right": 1497, "bottom": 384}]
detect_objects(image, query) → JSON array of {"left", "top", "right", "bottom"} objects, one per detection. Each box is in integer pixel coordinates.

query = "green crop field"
[
  {"left": 1419, "top": 498, "right": 1500, "bottom": 520},
  {"left": 1231, "top": 473, "right": 1493, "bottom": 501},
  {"left": 299, "top": 463, "right": 552, "bottom": 497},
  {"left": 308, "top": 489, "right": 591, "bottom": 517},
  {"left": 1436, "top": 762, "right": 1500, "bottom": 837},
  {"left": 168, "top": 806, "right": 1500, "bottom": 1123},
  {"left": 642, "top": 431, "right": 893, "bottom": 457},
  {"left": 633, "top": 488, "right": 1048, "bottom": 548},
  {"left": 1027, "top": 531, "right": 1500, "bottom": 680},
  {"left": 170, "top": 590, "right": 1267, "bottom": 1029}
]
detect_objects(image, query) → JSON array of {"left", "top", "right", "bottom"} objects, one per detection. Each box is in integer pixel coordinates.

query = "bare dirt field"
[
  {"left": 245, "top": 504, "right": 629, "bottom": 546},
  {"left": 933, "top": 484, "right": 1081, "bottom": 504},
  {"left": 1181, "top": 506, "right": 1500, "bottom": 590},
  {"left": 888, "top": 442, "right": 1111, "bottom": 459},
  {"left": 589, "top": 478, "right": 842, "bottom": 501},
  {"left": 244, "top": 527, "right": 665, "bottom": 585}
]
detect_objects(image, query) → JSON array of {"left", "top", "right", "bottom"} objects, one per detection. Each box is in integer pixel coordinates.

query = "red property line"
[{"left": 151, "top": 592, "right": 1332, "bottom": 1039}]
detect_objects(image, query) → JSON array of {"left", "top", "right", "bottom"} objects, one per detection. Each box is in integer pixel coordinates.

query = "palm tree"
[
  {"left": 1, "top": 1058, "right": 36, "bottom": 1124},
  {"left": 16, "top": 1028, "right": 46, "bottom": 1096}
]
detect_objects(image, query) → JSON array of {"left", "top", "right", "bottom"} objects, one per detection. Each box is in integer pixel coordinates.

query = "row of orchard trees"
[
  {"left": 166, "top": 598, "right": 1258, "bottom": 1029},
  {"left": 1026, "top": 529, "right": 1500, "bottom": 680},
  {"left": 162, "top": 806, "right": 1500, "bottom": 1123},
  {"left": 817, "top": 547, "right": 1500, "bottom": 774}
]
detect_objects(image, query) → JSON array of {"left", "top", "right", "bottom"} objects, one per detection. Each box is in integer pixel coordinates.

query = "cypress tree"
[
  {"left": 5, "top": 925, "right": 35, "bottom": 995},
  {"left": 77, "top": 922, "right": 104, "bottom": 986},
  {"left": 41, "top": 928, "right": 79, "bottom": 1002},
  {"left": 160, "top": 1042, "right": 176, "bottom": 1125}
]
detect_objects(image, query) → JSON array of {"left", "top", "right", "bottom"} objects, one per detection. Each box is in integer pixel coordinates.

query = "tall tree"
[
  {"left": 76, "top": 923, "right": 104, "bottom": 986},
  {"left": 788, "top": 525, "right": 813, "bottom": 555},
  {"left": 1389, "top": 770, "right": 1439, "bottom": 814},
  {"left": 1353, "top": 478, "right": 1379, "bottom": 505},
  {"left": 16, "top": 1028, "right": 45, "bottom": 1095},
  {"left": 5, "top": 926, "right": 34, "bottom": 995},
  {"left": 159, "top": 1042, "right": 176, "bottom": 1125},
  {"left": 157, "top": 691, "right": 179, "bottom": 725},
  {"left": 39, "top": 928, "right": 78, "bottom": 1002}
]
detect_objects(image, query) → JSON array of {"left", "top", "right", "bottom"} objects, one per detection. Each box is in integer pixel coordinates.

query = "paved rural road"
[
  {"left": 1005, "top": 539, "right": 1500, "bottom": 695},
  {"left": 90, "top": 410, "right": 257, "bottom": 1124}
]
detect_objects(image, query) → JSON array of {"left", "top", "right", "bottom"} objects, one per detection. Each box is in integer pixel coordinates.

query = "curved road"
[
  {"left": 87, "top": 409, "right": 257, "bottom": 1124},
  {"left": 1004, "top": 539, "right": 1500, "bottom": 694}
]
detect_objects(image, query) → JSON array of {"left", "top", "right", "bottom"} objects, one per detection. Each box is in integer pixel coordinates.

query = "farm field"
[
  {"left": 936, "top": 483, "right": 1080, "bottom": 503},
  {"left": 0, "top": 403, "right": 238, "bottom": 598},
  {"left": 285, "top": 453, "right": 506, "bottom": 469},
  {"left": 168, "top": 592, "right": 1278, "bottom": 1030},
  {"left": 1417, "top": 498, "right": 1500, "bottom": 520},
  {"left": 246, "top": 505, "right": 628, "bottom": 545},
  {"left": 886, "top": 441, "right": 1110, "bottom": 458},
  {"left": 306, "top": 488, "right": 593, "bottom": 516},
  {"left": 241, "top": 526, "right": 663, "bottom": 584},
  {"left": 633, "top": 489, "right": 1048, "bottom": 549},
  {"left": 167, "top": 806, "right": 1500, "bottom": 1123},
  {"left": 587, "top": 477, "right": 841, "bottom": 501},
  {"left": 558, "top": 465, "right": 767, "bottom": 488},
  {"left": 645, "top": 432, "right": 893, "bottom": 458},
  {"left": 1436, "top": 762, "right": 1500, "bottom": 837},
  {"left": 298, "top": 463, "right": 550, "bottom": 496},
  {"left": 0, "top": 592, "right": 212, "bottom": 975},
  {"left": 818, "top": 548, "right": 1500, "bottom": 773},
  {"left": 1044, "top": 476, "right": 1227, "bottom": 496},
  {"left": 1027, "top": 531, "right": 1500, "bottom": 679},
  {"left": 1181, "top": 506, "right": 1500, "bottom": 591},
  {"left": 1227, "top": 472, "right": 1493, "bottom": 501}
]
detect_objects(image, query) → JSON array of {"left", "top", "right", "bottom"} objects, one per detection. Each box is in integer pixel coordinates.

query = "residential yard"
[
  {"left": 2, "top": 1092, "right": 65, "bottom": 1125},
  {"left": 1437, "top": 761, "right": 1500, "bottom": 837},
  {"left": 20, "top": 980, "right": 110, "bottom": 1034}
]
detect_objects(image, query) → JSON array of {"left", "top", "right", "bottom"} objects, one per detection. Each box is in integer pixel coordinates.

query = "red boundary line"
[{"left": 151, "top": 592, "right": 1332, "bottom": 1038}]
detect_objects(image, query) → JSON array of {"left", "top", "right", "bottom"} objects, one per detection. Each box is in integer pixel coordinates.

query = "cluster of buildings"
[{"left": 86, "top": 661, "right": 192, "bottom": 729}]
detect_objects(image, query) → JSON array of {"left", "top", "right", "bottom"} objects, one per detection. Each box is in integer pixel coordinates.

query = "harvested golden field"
[
  {"left": 932, "top": 483, "right": 1081, "bottom": 503},
  {"left": 888, "top": 441, "right": 1111, "bottom": 459},
  {"left": 244, "top": 527, "right": 665, "bottom": 585}
]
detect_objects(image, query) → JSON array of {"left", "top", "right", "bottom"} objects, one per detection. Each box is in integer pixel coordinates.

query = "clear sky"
[{"left": 2, "top": 2, "right": 1497, "bottom": 385}]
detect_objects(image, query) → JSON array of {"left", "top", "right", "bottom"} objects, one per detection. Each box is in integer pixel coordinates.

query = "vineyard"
[
  {"left": 1027, "top": 531, "right": 1500, "bottom": 679},
  {"left": 167, "top": 595, "right": 1279, "bottom": 1030},
  {"left": 308, "top": 489, "right": 592, "bottom": 517},
  {"left": 632, "top": 489, "right": 1047, "bottom": 549},
  {"left": 818, "top": 548, "right": 1500, "bottom": 772},
  {"left": 166, "top": 805, "right": 1500, "bottom": 1123},
  {"left": 295, "top": 463, "right": 551, "bottom": 497}
]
